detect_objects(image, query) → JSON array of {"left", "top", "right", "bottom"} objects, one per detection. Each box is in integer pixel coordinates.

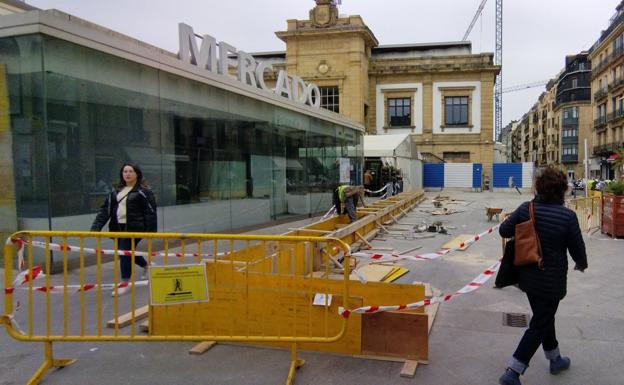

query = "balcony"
[
  {"left": 562, "top": 135, "right": 578, "bottom": 145},
  {"left": 594, "top": 87, "right": 608, "bottom": 101},
  {"left": 555, "top": 88, "right": 590, "bottom": 105},
  {"left": 610, "top": 76, "right": 624, "bottom": 94},
  {"left": 608, "top": 109, "right": 624, "bottom": 123},
  {"left": 592, "top": 45, "right": 624, "bottom": 77},
  {"left": 561, "top": 154, "right": 578, "bottom": 163},
  {"left": 594, "top": 116, "right": 607, "bottom": 130},
  {"left": 593, "top": 142, "right": 624, "bottom": 156}
]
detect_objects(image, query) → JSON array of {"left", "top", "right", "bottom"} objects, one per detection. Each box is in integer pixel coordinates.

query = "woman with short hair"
[{"left": 498, "top": 166, "right": 587, "bottom": 385}]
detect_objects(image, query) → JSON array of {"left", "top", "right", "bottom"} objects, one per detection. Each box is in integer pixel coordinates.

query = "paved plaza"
[{"left": 1, "top": 191, "right": 623, "bottom": 385}]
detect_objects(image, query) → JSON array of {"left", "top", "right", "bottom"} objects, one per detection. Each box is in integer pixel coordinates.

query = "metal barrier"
[
  {"left": 567, "top": 196, "right": 602, "bottom": 233},
  {"left": 2, "top": 231, "right": 351, "bottom": 385}
]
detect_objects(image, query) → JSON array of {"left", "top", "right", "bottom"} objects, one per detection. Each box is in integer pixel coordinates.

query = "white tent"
[{"left": 363, "top": 134, "right": 422, "bottom": 190}]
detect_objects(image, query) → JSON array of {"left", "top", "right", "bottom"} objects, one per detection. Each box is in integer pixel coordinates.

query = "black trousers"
[{"left": 513, "top": 293, "right": 560, "bottom": 365}]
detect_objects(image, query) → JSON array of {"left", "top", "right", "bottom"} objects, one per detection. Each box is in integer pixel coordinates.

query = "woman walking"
[
  {"left": 498, "top": 166, "right": 587, "bottom": 385},
  {"left": 90, "top": 163, "right": 158, "bottom": 296}
]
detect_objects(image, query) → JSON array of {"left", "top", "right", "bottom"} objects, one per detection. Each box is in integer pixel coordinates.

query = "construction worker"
[{"left": 332, "top": 185, "right": 365, "bottom": 223}]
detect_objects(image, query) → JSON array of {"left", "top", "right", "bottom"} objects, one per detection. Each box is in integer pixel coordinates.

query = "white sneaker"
[
  {"left": 110, "top": 284, "right": 131, "bottom": 297},
  {"left": 140, "top": 262, "right": 155, "bottom": 280}
]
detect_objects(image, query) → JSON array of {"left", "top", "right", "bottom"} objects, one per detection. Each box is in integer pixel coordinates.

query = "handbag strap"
[{"left": 529, "top": 202, "right": 544, "bottom": 268}]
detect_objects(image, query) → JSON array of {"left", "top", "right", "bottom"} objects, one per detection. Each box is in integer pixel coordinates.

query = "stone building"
[
  {"left": 589, "top": 0, "right": 624, "bottom": 180},
  {"left": 261, "top": 0, "right": 499, "bottom": 171},
  {"left": 553, "top": 52, "right": 592, "bottom": 179},
  {"left": 509, "top": 53, "right": 592, "bottom": 180}
]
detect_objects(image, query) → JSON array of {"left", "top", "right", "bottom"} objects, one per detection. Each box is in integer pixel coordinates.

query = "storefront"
[{"left": 0, "top": 10, "right": 363, "bottom": 239}]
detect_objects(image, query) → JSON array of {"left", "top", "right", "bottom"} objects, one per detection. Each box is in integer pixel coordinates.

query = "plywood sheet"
[
  {"left": 362, "top": 311, "right": 429, "bottom": 361},
  {"left": 357, "top": 264, "right": 395, "bottom": 282},
  {"left": 441, "top": 234, "right": 474, "bottom": 250}
]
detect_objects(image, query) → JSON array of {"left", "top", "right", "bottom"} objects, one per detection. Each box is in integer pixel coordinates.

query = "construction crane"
[
  {"left": 462, "top": 0, "right": 503, "bottom": 141},
  {"left": 502, "top": 80, "right": 549, "bottom": 94},
  {"left": 462, "top": 0, "right": 488, "bottom": 41}
]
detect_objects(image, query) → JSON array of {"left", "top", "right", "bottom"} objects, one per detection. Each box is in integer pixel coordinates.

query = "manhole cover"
[{"left": 502, "top": 312, "right": 529, "bottom": 328}]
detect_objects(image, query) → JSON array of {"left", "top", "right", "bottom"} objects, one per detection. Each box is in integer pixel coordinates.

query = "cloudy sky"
[{"left": 26, "top": 0, "right": 620, "bottom": 125}]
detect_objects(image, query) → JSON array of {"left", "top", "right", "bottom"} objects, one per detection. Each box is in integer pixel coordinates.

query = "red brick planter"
[{"left": 602, "top": 194, "right": 624, "bottom": 237}]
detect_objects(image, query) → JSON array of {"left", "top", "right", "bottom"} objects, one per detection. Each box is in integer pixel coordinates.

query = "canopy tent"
[
  {"left": 363, "top": 134, "right": 422, "bottom": 190},
  {"left": 363, "top": 134, "right": 417, "bottom": 159}
]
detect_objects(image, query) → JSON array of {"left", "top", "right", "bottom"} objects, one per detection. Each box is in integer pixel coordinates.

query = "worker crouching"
[{"left": 333, "top": 185, "right": 366, "bottom": 223}]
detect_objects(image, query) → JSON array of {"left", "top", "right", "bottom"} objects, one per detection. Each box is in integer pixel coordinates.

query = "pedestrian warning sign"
[{"left": 149, "top": 264, "right": 209, "bottom": 305}]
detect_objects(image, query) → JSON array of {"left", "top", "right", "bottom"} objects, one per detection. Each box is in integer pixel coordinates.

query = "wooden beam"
[
  {"left": 397, "top": 245, "right": 422, "bottom": 254},
  {"left": 189, "top": 341, "right": 217, "bottom": 355},
  {"left": 400, "top": 360, "right": 419, "bottom": 378},
  {"left": 288, "top": 228, "right": 331, "bottom": 234},
  {"left": 107, "top": 305, "right": 149, "bottom": 329},
  {"left": 355, "top": 232, "right": 373, "bottom": 249}
]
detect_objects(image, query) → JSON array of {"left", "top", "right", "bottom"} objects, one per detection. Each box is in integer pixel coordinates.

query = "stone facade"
[
  {"left": 589, "top": 0, "right": 624, "bottom": 180},
  {"left": 511, "top": 52, "right": 593, "bottom": 180},
  {"left": 270, "top": 1, "right": 499, "bottom": 173}
]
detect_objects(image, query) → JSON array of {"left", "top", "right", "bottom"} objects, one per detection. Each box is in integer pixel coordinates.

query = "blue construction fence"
[{"left": 423, "top": 162, "right": 534, "bottom": 189}]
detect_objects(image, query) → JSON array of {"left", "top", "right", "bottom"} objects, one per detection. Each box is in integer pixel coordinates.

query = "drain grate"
[{"left": 502, "top": 312, "right": 529, "bottom": 328}]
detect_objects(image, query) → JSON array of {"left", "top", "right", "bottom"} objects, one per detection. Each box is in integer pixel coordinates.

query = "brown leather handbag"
[{"left": 514, "top": 202, "right": 544, "bottom": 268}]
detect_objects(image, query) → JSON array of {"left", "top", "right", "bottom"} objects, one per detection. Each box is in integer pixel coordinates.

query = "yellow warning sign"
[{"left": 149, "top": 264, "right": 209, "bottom": 305}]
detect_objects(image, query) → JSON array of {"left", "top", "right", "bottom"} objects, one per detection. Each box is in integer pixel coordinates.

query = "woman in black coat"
[
  {"left": 498, "top": 166, "right": 587, "bottom": 385},
  {"left": 90, "top": 163, "right": 157, "bottom": 296}
]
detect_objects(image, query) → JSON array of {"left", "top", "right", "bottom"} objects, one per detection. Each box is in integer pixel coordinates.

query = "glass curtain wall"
[{"left": 0, "top": 34, "right": 363, "bottom": 233}]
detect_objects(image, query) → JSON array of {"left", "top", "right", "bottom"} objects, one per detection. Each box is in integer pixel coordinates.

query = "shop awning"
[{"left": 607, "top": 153, "right": 621, "bottom": 162}]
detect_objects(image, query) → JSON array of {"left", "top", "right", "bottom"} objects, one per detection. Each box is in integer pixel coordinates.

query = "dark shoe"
[
  {"left": 499, "top": 368, "right": 521, "bottom": 385},
  {"left": 550, "top": 356, "right": 570, "bottom": 375}
]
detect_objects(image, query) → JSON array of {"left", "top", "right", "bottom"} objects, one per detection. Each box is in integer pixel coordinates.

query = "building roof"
[{"left": 372, "top": 41, "right": 471, "bottom": 53}]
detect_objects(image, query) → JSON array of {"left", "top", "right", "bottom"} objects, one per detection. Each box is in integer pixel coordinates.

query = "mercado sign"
[{"left": 178, "top": 23, "right": 321, "bottom": 109}]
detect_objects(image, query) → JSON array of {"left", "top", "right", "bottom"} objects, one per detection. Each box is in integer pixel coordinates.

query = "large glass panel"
[
  {"left": 2, "top": 33, "right": 363, "bottom": 236},
  {"left": 1, "top": 35, "right": 48, "bottom": 225},
  {"left": 42, "top": 36, "right": 161, "bottom": 231}
]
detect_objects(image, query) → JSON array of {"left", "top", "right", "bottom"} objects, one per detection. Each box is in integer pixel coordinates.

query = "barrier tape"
[
  {"left": 365, "top": 185, "right": 387, "bottom": 195},
  {"left": 4, "top": 264, "right": 147, "bottom": 295},
  {"left": 339, "top": 259, "right": 500, "bottom": 318},
  {"left": 351, "top": 223, "right": 501, "bottom": 264},
  {"left": 321, "top": 205, "right": 337, "bottom": 219},
  {"left": 14, "top": 280, "right": 148, "bottom": 294},
  {"left": 11, "top": 239, "right": 227, "bottom": 266}
]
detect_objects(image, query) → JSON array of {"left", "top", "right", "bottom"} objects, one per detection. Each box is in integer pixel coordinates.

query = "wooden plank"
[
  {"left": 382, "top": 267, "right": 409, "bottom": 283},
  {"left": 357, "top": 264, "right": 395, "bottom": 282},
  {"left": 189, "top": 341, "right": 217, "bottom": 355},
  {"left": 400, "top": 360, "right": 419, "bottom": 378},
  {"left": 107, "top": 305, "right": 149, "bottom": 329},
  {"left": 288, "top": 228, "right": 331, "bottom": 234},
  {"left": 139, "top": 319, "right": 149, "bottom": 333},
  {"left": 397, "top": 245, "right": 422, "bottom": 254},
  {"left": 355, "top": 232, "right": 372, "bottom": 248},
  {"left": 441, "top": 234, "right": 475, "bottom": 250},
  {"left": 375, "top": 221, "right": 391, "bottom": 234}
]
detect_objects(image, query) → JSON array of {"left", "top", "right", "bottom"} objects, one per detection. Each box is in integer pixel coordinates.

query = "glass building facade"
[{"left": 0, "top": 27, "right": 363, "bottom": 234}]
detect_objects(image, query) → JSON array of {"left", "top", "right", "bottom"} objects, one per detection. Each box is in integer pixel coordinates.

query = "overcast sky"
[{"left": 26, "top": 0, "right": 620, "bottom": 126}]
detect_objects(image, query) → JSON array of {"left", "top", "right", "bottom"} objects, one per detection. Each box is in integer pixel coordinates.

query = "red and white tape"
[
  {"left": 352, "top": 223, "right": 501, "bottom": 264},
  {"left": 11, "top": 238, "right": 226, "bottom": 268},
  {"left": 365, "top": 185, "right": 387, "bottom": 195},
  {"left": 4, "top": 264, "right": 147, "bottom": 295},
  {"left": 338, "top": 259, "right": 500, "bottom": 318}
]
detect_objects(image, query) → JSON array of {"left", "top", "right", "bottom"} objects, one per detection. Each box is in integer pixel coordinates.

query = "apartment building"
[{"left": 589, "top": 0, "right": 624, "bottom": 179}]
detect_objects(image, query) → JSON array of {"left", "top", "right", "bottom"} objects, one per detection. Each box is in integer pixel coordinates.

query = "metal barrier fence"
[
  {"left": 566, "top": 196, "right": 602, "bottom": 233},
  {"left": 2, "top": 231, "right": 351, "bottom": 385}
]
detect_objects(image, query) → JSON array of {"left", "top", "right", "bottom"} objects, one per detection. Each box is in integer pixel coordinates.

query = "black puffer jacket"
[
  {"left": 499, "top": 198, "right": 587, "bottom": 300},
  {"left": 90, "top": 186, "right": 157, "bottom": 233}
]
